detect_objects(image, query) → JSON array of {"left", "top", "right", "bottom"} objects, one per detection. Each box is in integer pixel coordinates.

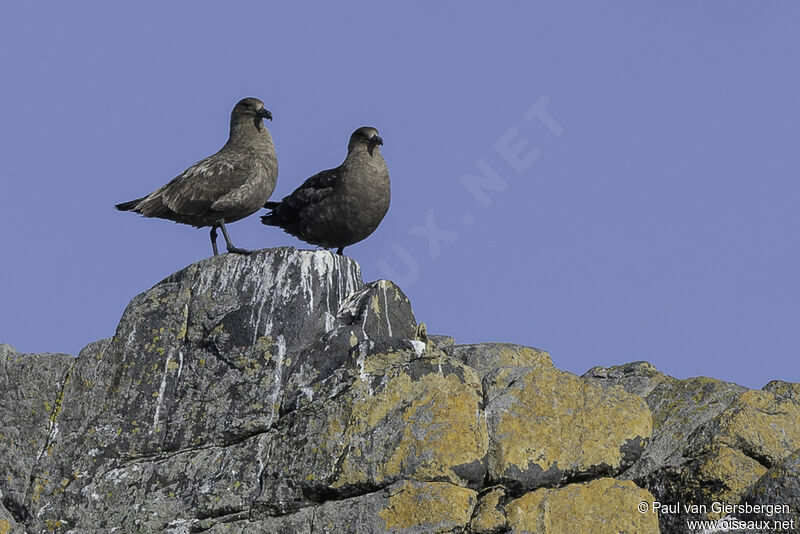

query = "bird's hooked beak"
[
  {"left": 258, "top": 108, "right": 273, "bottom": 121},
  {"left": 371, "top": 135, "right": 383, "bottom": 146}
]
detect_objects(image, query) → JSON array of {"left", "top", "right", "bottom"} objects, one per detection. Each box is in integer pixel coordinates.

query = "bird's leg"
[
  {"left": 336, "top": 247, "right": 345, "bottom": 255},
  {"left": 210, "top": 226, "right": 220, "bottom": 256},
  {"left": 218, "top": 220, "right": 252, "bottom": 255}
]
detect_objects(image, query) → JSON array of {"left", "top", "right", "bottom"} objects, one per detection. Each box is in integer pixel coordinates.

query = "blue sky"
[{"left": 1, "top": 3, "right": 797, "bottom": 388}]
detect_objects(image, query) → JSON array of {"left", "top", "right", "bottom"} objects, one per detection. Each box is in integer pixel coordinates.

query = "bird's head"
[
  {"left": 231, "top": 97, "right": 273, "bottom": 130},
  {"left": 348, "top": 126, "right": 383, "bottom": 155}
]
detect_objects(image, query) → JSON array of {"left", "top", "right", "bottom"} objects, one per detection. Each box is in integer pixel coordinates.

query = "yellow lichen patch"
[
  {"left": 177, "top": 321, "right": 188, "bottom": 340},
  {"left": 349, "top": 332, "right": 358, "bottom": 348},
  {"left": 370, "top": 294, "right": 382, "bottom": 318},
  {"left": 506, "top": 478, "right": 660, "bottom": 533},
  {"left": 49, "top": 362, "right": 74, "bottom": 424},
  {"left": 256, "top": 336, "right": 274, "bottom": 360},
  {"left": 0, "top": 519, "right": 10, "bottom": 534},
  {"left": 378, "top": 481, "right": 476, "bottom": 531},
  {"left": 177, "top": 295, "right": 190, "bottom": 340},
  {"left": 210, "top": 323, "right": 224, "bottom": 336},
  {"left": 327, "top": 416, "right": 344, "bottom": 436},
  {"left": 470, "top": 487, "right": 507, "bottom": 533},
  {"left": 332, "top": 364, "right": 488, "bottom": 488},
  {"left": 691, "top": 445, "right": 767, "bottom": 518},
  {"left": 360, "top": 350, "right": 416, "bottom": 374},
  {"left": 30, "top": 481, "right": 46, "bottom": 503},
  {"left": 383, "top": 280, "right": 404, "bottom": 301},
  {"left": 496, "top": 346, "right": 551, "bottom": 368},
  {"left": 166, "top": 360, "right": 180, "bottom": 371},
  {"left": 715, "top": 390, "right": 800, "bottom": 464},
  {"left": 488, "top": 365, "right": 651, "bottom": 478}
]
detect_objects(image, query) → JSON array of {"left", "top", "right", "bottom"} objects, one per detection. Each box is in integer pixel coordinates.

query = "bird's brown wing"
[
  {"left": 287, "top": 168, "right": 339, "bottom": 206},
  {"left": 161, "top": 152, "right": 250, "bottom": 217},
  {"left": 266, "top": 167, "right": 340, "bottom": 224}
]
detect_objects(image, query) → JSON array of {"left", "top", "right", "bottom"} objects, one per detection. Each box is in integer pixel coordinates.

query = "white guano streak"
[
  {"left": 152, "top": 350, "right": 173, "bottom": 432},
  {"left": 381, "top": 280, "right": 392, "bottom": 338},
  {"left": 267, "top": 334, "right": 287, "bottom": 426},
  {"left": 247, "top": 254, "right": 276, "bottom": 342},
  {"left": 299, "top": 253, "right": 315, "bottom": 312}
]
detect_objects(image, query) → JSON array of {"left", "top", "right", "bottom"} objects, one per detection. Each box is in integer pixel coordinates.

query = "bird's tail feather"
[
  {"left": 261, "top": 200, "right": 281, "bottom": 226},
  {"left": 115, "top": 197, "right": 144, "bottom": 212}
]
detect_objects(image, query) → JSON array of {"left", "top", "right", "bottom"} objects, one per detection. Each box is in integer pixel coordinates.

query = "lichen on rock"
[
  {"left": 505, "top": 478, "right": 660, "bottom": 534},
  {"left": 483, "top": 361, "right": 652, "bottom": 492},
  {"left": 2, "top": 247, "right": 798, "bottom": 533}
]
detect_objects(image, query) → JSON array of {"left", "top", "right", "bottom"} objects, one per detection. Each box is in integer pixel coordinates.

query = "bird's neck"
[
  {"left": 227, "top": 118, "right": 268, "bottom": 146},
  {"left": 348, "top": 143, "right": 381, "bottom": 158}
]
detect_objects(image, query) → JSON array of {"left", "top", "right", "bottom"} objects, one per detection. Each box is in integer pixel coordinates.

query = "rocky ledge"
[{"left": 1, "top": 248, "right": 798, "bottom": 533}]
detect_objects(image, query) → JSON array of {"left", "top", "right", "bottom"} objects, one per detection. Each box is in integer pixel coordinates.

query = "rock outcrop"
[{"left": 1, "top": 247, "right": 797, "bottom": 534}]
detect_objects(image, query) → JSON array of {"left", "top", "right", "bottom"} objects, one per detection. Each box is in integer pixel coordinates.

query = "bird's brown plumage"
[
  {"left": 261, "top": 126, "right": 389, "bottom": 255},
  {"left": 116, "top": 97, "right": 278, "bottom": 255}
]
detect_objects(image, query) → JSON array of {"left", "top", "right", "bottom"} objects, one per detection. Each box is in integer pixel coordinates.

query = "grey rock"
[
  {"left": 0, "top": 503, "right": 25, "bottom": 534},
  {"left": 743, "top": 448, "right": 800, "bottom": 527},
  {"left": 117, "top": 97, "right": 278, "bottom": 256},
  {"left": 58, "top": 433, "right": 266, "bottom": 532},
  {"left": 622, "top": 375, "right": 747, "bottom": 482},
  {"left": 207, "top": 480, "right": 477, "bottom": 534},
  {"left": 482, "top": 362, "right": 651, "bottom": 493},
  {"left": 762, "top": 379, "right": 800, "bottom": 403},
  {"left": 625, "top": 376, "right": 797, "bottom": 534},
  {"left": 254, "top": 354, "right": 486, "bottom": 515},
  {"left": 582, "top": 360, "right": 672, "bottom": 398},
  {"left": 444, "top": 342, "right": 551, "bottom": 381},
  {"left": 262, "top": 126, "right": 389, "bottom": 255},
  {"left": 682, "top": 384, "right": 800, "bottom": 469},
  {"left": 280, "top": 278, "right": 418, "bottom": 413},
  {"left": 0, "top": 344, "right": 73, "bottom": 524},
  {"left": 4, "top": 248, "right": 800, "bottom": 533},
  {"left": 24, "top": 248, "right": 390, "bottom": 531}
]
